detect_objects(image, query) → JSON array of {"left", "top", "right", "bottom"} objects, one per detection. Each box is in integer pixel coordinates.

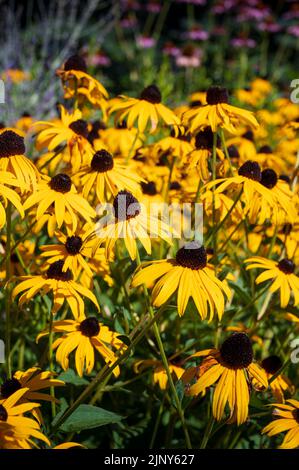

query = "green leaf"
[
  {"left": 59, "top": 404, "right": 123, "bottom": 433},
  {"left": 58, "top": 369, "right": 89, "bottom": 386}
]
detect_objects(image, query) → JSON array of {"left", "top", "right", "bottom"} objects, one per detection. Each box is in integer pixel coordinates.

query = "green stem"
[
  {"left": 219, "top": 128, "right": 234, "bottom": 176},
  {"left": 5, "top": 202, "right": 12, "bottom": 378},
  {"left": 48, "top": 312, "right": 56, "bottom": 418},
  {"left": 212, "top": 132, "right": 218, "bottom": 271},
  {"left": 200, "top": 414, "right": 215, "bottom": 449},
  {"left": 150, "top": 392, "right": 166, "bottom": 449},
  {"left": 135, "top": 250, "right": 192, "bottom": 449}
]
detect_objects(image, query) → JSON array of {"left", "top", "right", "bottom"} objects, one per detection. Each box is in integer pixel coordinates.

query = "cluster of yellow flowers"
[{"left": 1, "top": 54, "right": 299, "bottom": 449}]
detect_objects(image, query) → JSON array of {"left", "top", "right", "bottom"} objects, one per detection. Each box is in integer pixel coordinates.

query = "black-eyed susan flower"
[
  {"left": 0, "top": 171, "right": 24, "bottom": 228},
  {"left": 93, "top": 190, "right": 172, "bottom": 260},
  {"left": 109, "top": 84, "right": 180, "bottom": 133},
  {"left": 34, "top": 105, "right": 93, "bottom": 173},
  {"left": 256, "top": 356, "right": 295, "bottom": 403},
  {"left": 100, "top": 123, "right": 144, "bottom": 158},
  {"left": 153, "top": 127, "right": 193, "bottom": 160},
  {"left": 183, "top": 86, "right": 259, "bottom": 134},
  {"left": 40, "top": 228, "right": 95, "bottom": 278},
  {"left": 37, "top": 316, "right": 124, "bottom": 377},
  {"left": 23, "top": 173, "right": 96, "bottom": 234},
  {"left": 245, "top": 256, "right": 299, "bottom": 308},
  {"left": 262, "top": 399, "right": 299, "bottom": 449},
  {"left": 184, "top": 127, "right": 224, "bottom": 180},
  {"left": 12, "top": 260, "right": 100, "bottom": 319},
  {"left": 56, "top": 54, "right": 108, "bottom": 109},
  {"left": 0, "top": 388, "right": 50, "bottom": 449},
  {"left": 131, "top": 242, "right": 230, "bottom": 319},
  {"left": 78, "top": 149, "right": 143, "bottom": 202},
  {"left": 186, "top": 333, "right": 268, "bottom": 425},
  {"left": 0, "top": 368, "right": 64, "bottom": 424},
  {"left": 0, "top": 130, "right": 40, "bottom": 192},
  {"left": 205, "top": 161, "right": 279, "bottom": 217}
]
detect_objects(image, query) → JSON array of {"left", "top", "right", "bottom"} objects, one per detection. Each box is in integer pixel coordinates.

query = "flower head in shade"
[
  {"left": 56, "top": 54, "right": 108, "bottom": 109},
  {"left": 0, "top": 388, "right": 50, "bottom": 449},
  {"left": 255, "top": 356, "right": 295, "bottom": 403},
  {"left": 245, "top": 256, "right": 299, "bottom": 309},
  {"left": 186, "top": 333, "right": 268, "bottom": 425},
  {"left": 37, "top": 316, "right": 125, "bottom": 377},
  {"left": 0, "top": 130, "right": 40, "bottom": 192},
  {"left": 262, "top": 400, "right": 299, "bottom": 449},
  {"left": 183, "top": 86, "right": 259, "bottom": 134},
  {"left": 134, "top": 358, "right": 184, "bottom": 390},
  {"left": 23, "top": 173, "right": 95, "bottom": 234},
  {"left": 12, "top": 260, "right": 100, "bottom": 319},
  {"left": 109, "top": 84, "right": 180, "bottom": 133},
  {"left": 131, "top": 242, "right": 230, "bottom": 319}
]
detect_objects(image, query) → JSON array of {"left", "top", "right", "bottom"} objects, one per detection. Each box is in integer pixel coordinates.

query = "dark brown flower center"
[
  {"left": 279, "top": 175, "right": 290, "bottom": 183},
  {"left": 140, "top": 85, "right": 161, "bottom": 104},
  {"left": 64, "top": 54, "right": 87, "bottom": 73},
  {"left": 206, "top": 86, "right": 228, "bottom": 105},
  {"left": 170, "top": 181, "right": 181, "bottom": 190},
  {"left": 195, "top": 127, "right": 220, "bottom": 150},
  {"left": 277, "top": 258, "right": 295, "bottom": 274},
  {"left": 242, "top": 130, "right": 254, "bottom": 141},
  {"left": 259, "top": 145, "right": 272, "bottom": 154},
  {"left": 220, "top": 332, "right": 253, "bottom": 369},
  {"left": 190, "top": 100, "right": 202, "bottom": 108},
  {"left": 113, "top": 190, "right": 141, "bottom": 221},
  {"left": 90, "top": 150, "right": 114, "bottom": 173},
  {"left": 228, "top": 145, "right": 239, "bottom": 160},
  {"left": 49, "top": 173, "right": 72, "bottom": 193},
  {"left": 79, "top": 317, "right": 100, "bottom": 337},
  {"left": 46, "top": 260, "right": 73, "bottom": 281},
  {"left": 0, "top": 378, "right": 22, "bottom": 399},
  {"left": 0, "top": 404, "right": 8, "bottom": 422},
  {"left": 69, "top": 119, "right": 89, "bottom": 138},
  {"left": 141, "top": 181, "right": 157, "bottom": 196},
  {"left": 0, "top": 122, "right": 5, "bottom": 129},
  {"left": 238, "top": 160, "right": 261, "bottom": 182},
  {"left": 261, "top": 355, "right": 282, "bottom": 375},
  {"left": 0, "top": 130, "right": 25, "bottom": 158},
  {"left": 281, "top": 223, "right": 292, "bottom": 235},
  {"left": 65, "top": 236, "right": 83, "bottom": 255},
  {"left": 176, "top": 242, "right": 207, "bottom": 270},
  {"left": 260, "top": 169, "right": 278, "bottom": 189},
  {"left": 293, "top": 408, "right": 299, "bottom": 424},
  {"left": 87, "top": 120, "right": 106, "bottom": 144}
]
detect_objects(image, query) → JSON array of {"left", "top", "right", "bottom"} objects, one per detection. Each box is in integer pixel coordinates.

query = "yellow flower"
[
  {"left": 23, "top": 173, "right": 96, "bottom": 234},
  {"left": 131, "top": 242, "right": 230, "bottom": 319},
  {"left": 0, "top": 171, "right": 24, "bottom": 228},
  {"left": 56, "top": 54, "right": 108, "bottom": 109},
  {"left": 134, "top": 358, "right": 184, "bottom": 390},
  {"left": 78, "top": 149, "right": 144, "bottom": 202},
  {"left": 262, "top": 399, "right": 299, "bottom": 449},
  {"left": 183, "top": 86, "right": 259, "bottom": 134},
  {"left": 12, "top": 260, "right": 100, "bottom": 319},
  {"left": 109, "top": 84, "right": 180, "bottom": 133},
  {"left": 245, "top": 256, "right": 299, "bottom": 308},
  {"left": 37, "top": 316, "right": 125, "bottom": 377},
  {"left": 186, "top": 333, "right": 268, "bottom": 425},
  {"left": 256, "top": 356, "right": 295, "bottom": 403},
  {"left": 34, "top": 105, "right": 94, "bottom": 173},
  {"left": 0, "top": 130, "right": 40, "bottom": 192},
  {"left": 93, "top": 190, "right": 172, "bottom": 260},
  {"left": 0, "top": 388, "right": 50, "bottom": 449}
]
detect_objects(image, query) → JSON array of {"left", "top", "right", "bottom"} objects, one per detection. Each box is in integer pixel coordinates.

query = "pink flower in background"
[
  {"left": 175, "top": 0, "right": 206, "bottom": 5},
  {"left": 89, "top": 52, "right": 111, "bottom": 67},
  {"left": 163, "top": 42, "right": 181, "bottom": 57},
  {"left": 212, "top": 0, "right": 236, "bottom": 14},
  {"left": 120, "top": 15, "right": 138, "bottom": 29},
  {"left": 287, "top": 25, "right": 299, "bottom": 37},
  {"left": 211, "top": 26, "right": 226, "bottom": 37},
  {"left": 238, "top": 6, "right": 271, "bottom": 22},
  {"left": 176, "top": 44, "right": 202, "bottom": 68},
  {"left": 231, "top": 37, "right": 256, "bottom": 48},
  {"left": 136, "top": 36, "right": 156, "bottom": 49},
  {"left": 184, "top": 27, "right": 209, "bottom": 41},
  {"left": 146, "top": 1, "right": 162, "bottom": 13},
  {"left": 257, "top": 21, "right": 281, "bottom": 33}
]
